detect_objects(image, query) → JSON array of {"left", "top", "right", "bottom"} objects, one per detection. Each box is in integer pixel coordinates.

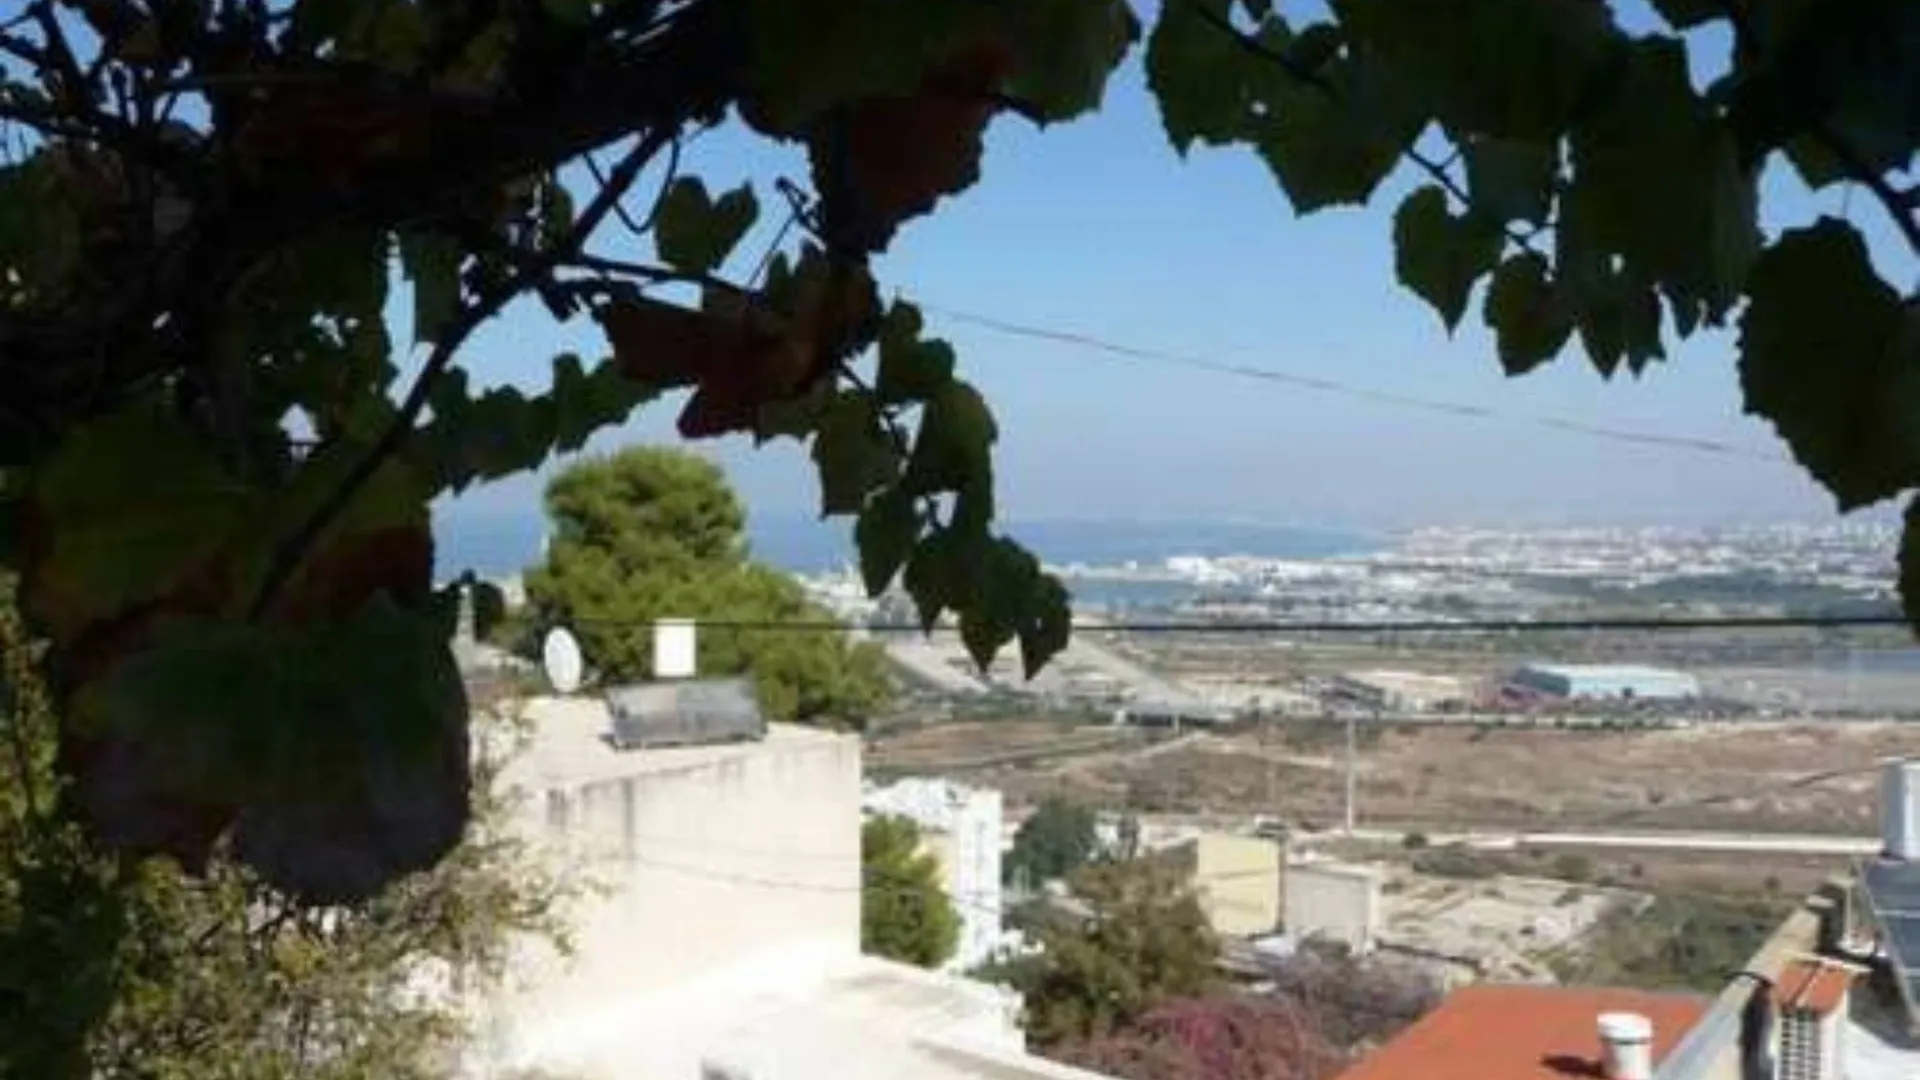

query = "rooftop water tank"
[
  {"left": 1881, "top": 760, "right": 1920, "bottom": 861},
  {"left": 654, "top": 618, "right": 697, "bottom": 680},
  {"left": 1597, "top": 1012, "right": 1653, "bottom": 1080}
]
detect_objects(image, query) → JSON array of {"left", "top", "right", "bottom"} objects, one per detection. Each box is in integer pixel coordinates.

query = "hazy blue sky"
[{"left": 437, "top": 5, "right": 1917, "bottom": 535}]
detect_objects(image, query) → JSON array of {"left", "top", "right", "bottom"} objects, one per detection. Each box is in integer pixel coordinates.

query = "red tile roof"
[
  {"left": 1772, "top": 958, "right": 1856, "bottom": 1018},
  {"left": 1333, "top": 984, "right": 1710, "bottom": 1080}
]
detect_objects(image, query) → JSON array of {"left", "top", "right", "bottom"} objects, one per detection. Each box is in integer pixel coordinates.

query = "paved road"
[{"left": 1328, "top": 825, "right": 1880, "bottom": 857}]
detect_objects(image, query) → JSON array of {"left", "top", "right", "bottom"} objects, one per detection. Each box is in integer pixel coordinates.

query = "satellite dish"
[{"left": 541, "top": 627, "right": 585, "bottom": 695}]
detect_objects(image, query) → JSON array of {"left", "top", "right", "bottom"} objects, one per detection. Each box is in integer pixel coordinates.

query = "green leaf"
[
  {"left": 755, "top": 379, "right": 835, "bottom": 445},
  {"left": 1392, "top": 186, "right": 1503, "bottom": 332},
  {"left": 340, "top": 1, "right": 430, "bottom": 68},
  {"left": 75, "top": 597, "right": 469, "bottom": 903},
  {"left": 1648, "top": 0, "right": 1728, "bottom": 29},
  {"left": 811, "top": 392, "right": 902, "bottom": 516},
  {"left": 1018, "top": 573, "right": 1073, "bottom": 679},
  {"left": 959, "top": 538, "right": 1040, "bottom": 672},
  {"left": 903, "top": 526, "right": 962, "bottom": 631},
  {"left": 1483, "top": 252, "right": 1573, "bottom": 375},
  {"left": 1145, "top": 0, "right": 1247, "bottom": 154},
  {"left": 1008, "top": 0, "right": 1142, "bottom": 122},
  {"left": 1575, "top": 269, "right": 1666, "bottom": 378},
  {"left": 1334, "top": 0, "right": 1621, "bottom": 140},
  {"left": 1251, "top": 43, "right": 1426, "bottom": 213},
  {"left": 902, "top": 381, "right": 998, "bottom": 496},
  {"left": 654, "top": 178, "right": 759, "bottom": 275},
  {"left": 1737, "top": 218, "right": 1914, "bottom": 511},
  {"left": 1568, "top": 38, "right": 1759, "bottom": 326},
  {"left": 1899, "top": 496, "right": 1920, "bottom": 636},
  {"left": 20, "top": 401, "right": 256, "bottom": 643},
  {"left": 0, "top": 156, "right": 82, "bottom": 298},
  {"left": 544, "top": 0, "right": 598, "bottom": 25},
  {"left": 1462, "top": 137, "right": 1557, "bottom": 225},
  {"left": 398, "top": 230, "right": 463, "bottom": 345},
  {"left": 855, "top": 487, "right": 921, "bottom": 597},
  {"left": 875, "top": 303, "right": 957, "bottom": 405},
  {"left": 742, "top": 0, "right": 985, "bottom": 133},
  {"left": 551, "top": 352, "right": 655, "bottom": 453},
  {"left": 1282, "top": 23, "right": 1343, "bottom": 75}
]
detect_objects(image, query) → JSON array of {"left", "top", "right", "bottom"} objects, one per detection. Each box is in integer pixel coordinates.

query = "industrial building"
[
  {"left": 1506, "top": 663, "right": 1700, "bottom": 702},
  {"left": 1331, "top": 670, "right": 1471, "bottom": 713}
]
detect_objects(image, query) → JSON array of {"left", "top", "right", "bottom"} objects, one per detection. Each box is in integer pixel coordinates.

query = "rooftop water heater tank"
[{"left": 1881, "top": 759, "right": 1920, "bottom": 862}]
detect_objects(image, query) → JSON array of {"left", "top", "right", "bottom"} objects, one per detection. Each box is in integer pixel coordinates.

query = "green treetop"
[{"left": 524, "top": 447, "right": 893, "bottom": 725}]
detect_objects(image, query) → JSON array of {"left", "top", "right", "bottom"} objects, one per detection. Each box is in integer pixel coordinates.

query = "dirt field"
[{"left": 871, "top": 718, "right": 1920, "bottom": 837}]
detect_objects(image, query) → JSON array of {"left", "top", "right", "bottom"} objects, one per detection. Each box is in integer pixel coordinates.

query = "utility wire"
[
  {"left": 920, "top": 303, "right": 1793, "bottom": 466},
  {"left": 553, "top": 612, "right": 1908, "bottom": 634}
]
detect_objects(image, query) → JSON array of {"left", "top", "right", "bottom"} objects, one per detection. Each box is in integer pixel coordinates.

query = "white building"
[
  {"left": 471, "top": 681, "right": 1107, "bottom": 1080},
  {"left": 863, "top": 778, "right": 1006, "bottom": 971}
]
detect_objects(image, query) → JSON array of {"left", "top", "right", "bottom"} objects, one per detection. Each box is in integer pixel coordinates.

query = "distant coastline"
[{"left": 432, "top": 508, "right": 1385, "bottom": 579}]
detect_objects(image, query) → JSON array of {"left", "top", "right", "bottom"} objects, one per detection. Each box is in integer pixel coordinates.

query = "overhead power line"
[
  {"left": 559, "top": 612, "right": 1907, "bottom": 634},
  {"left": 921, "top": 303, "right": 1792, "bottom": 466}
]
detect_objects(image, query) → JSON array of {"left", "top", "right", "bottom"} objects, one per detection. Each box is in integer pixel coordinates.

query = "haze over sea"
[{"left": 435, "top": 509, "right": 1383, "bottom": 579}]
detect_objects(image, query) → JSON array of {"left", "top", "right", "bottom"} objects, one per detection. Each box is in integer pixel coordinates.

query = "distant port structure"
[{"left": 1504, "top": 662, "right": 1701, "bottom": 702}]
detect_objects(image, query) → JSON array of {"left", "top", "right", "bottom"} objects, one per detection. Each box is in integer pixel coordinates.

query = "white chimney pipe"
[
  {"left": 1881, "top": 760, "right": 1920, "bottom": 861},
  {"left": 653, "top": 618, "right": 697, "bottom": 680},
  {"left": 1598, "top": 1012, "right": 1653, "bottom": 1080}
]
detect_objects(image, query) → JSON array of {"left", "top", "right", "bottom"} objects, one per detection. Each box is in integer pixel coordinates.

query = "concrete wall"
[
  {"left": 1187, "top": 834, "right": 1282, "bottom": 938},
  {"left": 1283, "top": 860, "right": 1382, "bottom": 953},
  {"left": 479, "top": 719, "right": 862, "bottom": 1069}
]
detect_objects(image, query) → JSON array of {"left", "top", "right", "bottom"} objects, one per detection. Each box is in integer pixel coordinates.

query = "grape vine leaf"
[
  {"left": 1572, "top": 267, "right": 1666, "bottom": 378},
  {"left": 1569, "top": 38, "right": 1758, "bottom": 327},
  {"left": 1008, "top": 0, "right": 1141, "bottom": 122},
  {"left": 811, "top": 391, "right": 901, "bottom": 516},
  {"left": 1648, "top": 0, "right": 1729, "bottom": 30},
  {"left": 811, "top": 48, "right": 999, "bottom": 256},
  {"left": 1392, "top": 185, "right": 1503, "bottom": 332},
  {"left": 902, "top": 381, "right": 998, "bottom": 495},
  {"left": 1737, "top": 218, "right": 1915, "bottom": 511},
  {"left": 1462, "top": 137, "right": 1556, "bottom": 226},
  {"left": 1018, "top": 572, "right": 1074, "bottom": 679},
  {"left": 1333, "top": 0, "right": 1619, "bottom": 141},
  {"left": 398, "top": 229, "right": 463, "bottom": 344},
  {"left": 855, "top": 486, "right": 921, "bottom": 597},
  {"left": 1144, "top": 0, "right": 1247, "bottom": 154},
  {"left": 740, "top": 0, "right": 983, "bottom": 135},
  {"left": 874, "top": 302, "right": 956, "bottom": 405},
  {"left": 654, "top": 178, "right": 759, "bottom": 275},
  {"left": 958, "top": 537, "right": 1038, "bottom": 672},
  {"left": 1249, "top": 41, "right": 1425, "bottom": 213},
  {"left": 1483, "top": 252, "right": 1573, "bottom": 375},
  {"left": 903, "top": 525, "right": 963, "bottom": 631},
  {"left": 1901, "top": 496, "right": 1920, "bottom": 635},
  {"left": 74, "top": 597, "right": 470, "bottom": 904},
  {"left": 18, "top": 400, "right": 256, "bottom": 645}
]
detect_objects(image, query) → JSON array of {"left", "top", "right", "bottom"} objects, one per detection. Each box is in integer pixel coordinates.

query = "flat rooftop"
[
  {"left": 500, "top": 694, "right": 851, "bottom": 791},
  {"left": 704, "top": 960, "right": 1110, "bottom": 1080}
]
